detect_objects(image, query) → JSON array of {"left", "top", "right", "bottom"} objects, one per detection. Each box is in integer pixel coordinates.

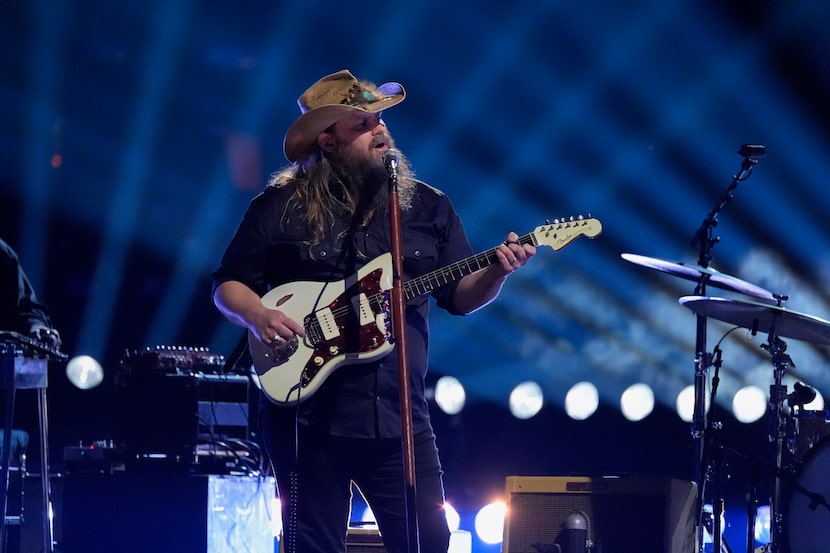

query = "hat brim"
[{"left": 283, "top": 90, "right": 404, "bottom": 162}]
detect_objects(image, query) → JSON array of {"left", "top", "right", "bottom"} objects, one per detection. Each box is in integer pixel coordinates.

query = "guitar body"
[
  {"left": 250, "top": 252, "right": 395, "bottom": 406},
  {"left": 248, "top": 216, "right": 603, "bottom": 406}
]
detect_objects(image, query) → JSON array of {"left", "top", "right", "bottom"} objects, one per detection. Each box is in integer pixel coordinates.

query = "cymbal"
[
  {"left": 621, "top": 253, "right": 776, "bottom": 301},
  {"left": 679, "top": 295, "right": 830, "bottom": 346}
]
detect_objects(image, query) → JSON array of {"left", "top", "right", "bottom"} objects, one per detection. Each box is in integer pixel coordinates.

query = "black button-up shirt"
[{"left": 212, "top": 180, "right": 474, "bottom": 438}]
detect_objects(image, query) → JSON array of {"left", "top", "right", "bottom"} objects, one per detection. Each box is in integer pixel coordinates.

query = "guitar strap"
[{"left": 284, "top": 207, "right": 373, "bottom": 552}]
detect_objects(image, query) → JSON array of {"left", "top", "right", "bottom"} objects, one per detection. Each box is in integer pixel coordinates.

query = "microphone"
[
  {"left": 383, "top": 148, "right": 400, "bottom": 174},
  {"left": 738, "top": 144, "right": 766, "bottom": 159},
  {"left": 788, "top": 381, "right": 817, "bottom": 408},
  {"left": 560, "top": 511, "right": 589, "bottom": 553}
]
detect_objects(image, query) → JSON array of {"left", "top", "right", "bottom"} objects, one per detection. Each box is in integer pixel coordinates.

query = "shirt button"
[
  {"left": 320, "top": 250, "right": 327, "bottom": 257},
  {"left": 414, "top": 250, "right": 421, "bottom": 257}
]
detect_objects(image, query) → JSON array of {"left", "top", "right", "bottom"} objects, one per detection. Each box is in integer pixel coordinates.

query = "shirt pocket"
[{"left": 402, "top": 238, "right": 439, "bottom": 282}]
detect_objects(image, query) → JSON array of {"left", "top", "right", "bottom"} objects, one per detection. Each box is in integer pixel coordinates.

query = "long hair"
[{"left": 267, "top": 147, "right": 417, "bottom": 247}]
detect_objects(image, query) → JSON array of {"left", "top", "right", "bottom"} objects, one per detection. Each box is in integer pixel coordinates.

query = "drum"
[
  {"left": 783, "top": 435, "right": 830, "bottom": 553},
  {"left": 788, "top": 410, "right": 830, "bottom": 460}
]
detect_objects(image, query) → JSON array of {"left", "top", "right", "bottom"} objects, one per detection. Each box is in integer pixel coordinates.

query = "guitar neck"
[{"left": 403, "top": 232, "right": 537, "bottom": 300}]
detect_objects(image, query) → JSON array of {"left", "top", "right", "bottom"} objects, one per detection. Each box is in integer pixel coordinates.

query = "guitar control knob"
[
  {"left": 313, "top": 356, "right": 324, "bottom": 367},
  {"left": 329, "top": 346, "right": 339, "bottom": 355}
]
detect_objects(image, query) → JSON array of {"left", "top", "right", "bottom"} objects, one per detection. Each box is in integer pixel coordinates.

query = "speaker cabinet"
[
  {"left": 502, "top": 475, "right": 697, "bottom": 553},
  {"left": 114, "top": 371, "right": 251, "bottom": 470},
  {"left": 115, "top": 372, "right": 200, "bottom": 465}
]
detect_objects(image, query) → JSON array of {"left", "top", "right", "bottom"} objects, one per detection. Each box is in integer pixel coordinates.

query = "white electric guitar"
[{"left": 250, "top": 216, "right": 602, "bottom": 405}]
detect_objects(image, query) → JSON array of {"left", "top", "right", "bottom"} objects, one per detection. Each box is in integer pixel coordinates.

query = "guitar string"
[
  {"left": 304, "top": 231, "right": 543, "bottom": 336},
  {"left": 296, "top": 218, "right": 597, "bottom": 340}
]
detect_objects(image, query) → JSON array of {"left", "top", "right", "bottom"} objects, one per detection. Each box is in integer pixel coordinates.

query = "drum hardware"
[
  {"left": 763, "top": 332, "right": 792, "bottom": 552},
  {"left": 622, "top": 144, "right": 776, "bottom": 553},
  {"left": 703, "top": 431, "right": 830, "bottom": 553},
  {"left": 697, "top": 330, "right": 748, "bottom": 553},
  {"left": 787, "top": 407, "right": 829, "bottom": 461},
  {"left": 623, "top": 271, "right": 776, "bottom": 552},
  {"left": 781, "top": 426, "right": 830, "bottom": 553},
  {"left": 623, "top": 145, "right": 771, "bottom": 553},
  {"left": 787, "top": 382, "right": 816, "bottom": 410},
  {"left": 622, "top": 146, "right": 830, "bottom": 552},
  {"left": 622, "top": 255, "right": 779, "bottom": 553},
  {"left": 679, "top": 295, "right": 830, "bottom": 553},
  {"left": 784, "top": 385, "right": 819, "bottom": 460}
]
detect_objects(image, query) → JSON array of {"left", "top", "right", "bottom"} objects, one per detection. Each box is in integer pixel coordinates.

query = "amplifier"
[
  {"left": 502, "top": 475, "right": 697, "bottom": 553},
  {"left": 113, "top": 370, "right": 252, "bottom": 471},
  {"left": 121, "top": 345, "right": 225, "bottom": 373}
]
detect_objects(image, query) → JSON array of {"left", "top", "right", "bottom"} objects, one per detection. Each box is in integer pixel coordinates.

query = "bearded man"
[{"left": 212, "top": 69, "right": 534, "bottom": 553}]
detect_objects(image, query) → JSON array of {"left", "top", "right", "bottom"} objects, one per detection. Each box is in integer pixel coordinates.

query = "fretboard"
[{"left": 403, "top": 232, "right": 538, "bottom": 299}]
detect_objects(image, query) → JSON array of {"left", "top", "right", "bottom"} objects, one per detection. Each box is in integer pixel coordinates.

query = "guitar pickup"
[
  {"left": 315, "top": 307, "right": 338, "bottom": 340},
  {"left": 351, "top": 293, "right": 375, "bottom": 327}
]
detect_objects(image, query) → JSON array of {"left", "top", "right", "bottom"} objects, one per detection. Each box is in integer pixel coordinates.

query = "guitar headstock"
[{"left": 532, "top": 215, "right": 602, "bottom": 251}]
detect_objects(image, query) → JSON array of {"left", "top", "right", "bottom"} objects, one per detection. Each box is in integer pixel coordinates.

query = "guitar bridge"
[{"left": 303, "top": 314, "right": 322, "bottom": 346}]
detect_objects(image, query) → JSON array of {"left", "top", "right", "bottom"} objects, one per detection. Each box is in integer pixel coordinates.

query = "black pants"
[{"left": 261, "top": 412, "right": 451, "bottom": 553}]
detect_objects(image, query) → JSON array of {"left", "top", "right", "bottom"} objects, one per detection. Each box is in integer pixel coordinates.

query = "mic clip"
[{"left": 738, "top": 144, "right": 766, "bottom": 159}]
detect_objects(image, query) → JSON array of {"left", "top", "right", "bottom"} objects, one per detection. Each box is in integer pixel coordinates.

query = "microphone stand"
[
  {"left": 688, "top": 145, "right": 764, "bottom": 553},
  {"left": 385, "top": 151, "right": 420, "bottom": 553}
]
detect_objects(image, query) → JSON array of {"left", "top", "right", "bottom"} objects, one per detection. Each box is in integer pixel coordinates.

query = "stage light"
[
  {"left": 620, "top": 383, "right": 654, "bottom": 421},
  {"left": 360, "top": 501, "right": 460, "bottom": 531},
  {"left": 444, "top": 501, "right": 461, "bottom": 532},
  {"left": 676, "top": 385, "right": 712, "bottom": 423},
  {"left": 565, "top": 381, "right": 599, "bottom": 420},
  {"left": 732, "top": 385, "right": 767, "bottom": 423},
  {"left": 509, "top": 381, "right": 544, "bottom": 419},
  {"left": 361, "top": 505, "right": 376, "bottom": 523},
  {"left": 435, "top": 375, "right": 466, "bottom": 415},
  {"left": 65, "top": 355, "right": 104, "bottom": 389},
  {"left": 676, "top": 385, "right": 695, "bottom": 422},
  {"left": 474, "top": 501, "right": 506, "bottom": 545},
  {"left": 272, "top": 497, "right": 282, "bottom": 538}
]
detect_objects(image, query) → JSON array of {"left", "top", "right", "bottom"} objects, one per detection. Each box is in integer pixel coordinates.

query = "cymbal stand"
[
  {"left": 691, "top": 305, "right": 712, "bottom": 553},
  {"left": 688, "top": 147, "right": 763, "bottom": 553},
  {"left": 760, "top": 329, "right": 793, "bottom": 553},
  {"left": 700, "top": 341, "right": 739, "bottom": 553},
  {"left": 744, "top": 456, "right": 764, "bottom": 553}
]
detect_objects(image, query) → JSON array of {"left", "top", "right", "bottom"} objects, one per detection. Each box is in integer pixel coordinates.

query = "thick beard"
[{"left": 330, "top": 142, "right": 394, "bottom": 217}]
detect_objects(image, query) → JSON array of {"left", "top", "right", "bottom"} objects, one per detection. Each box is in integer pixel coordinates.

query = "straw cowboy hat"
[{"left": 283, "top": 69, "right": 406, "bottom": 162}]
